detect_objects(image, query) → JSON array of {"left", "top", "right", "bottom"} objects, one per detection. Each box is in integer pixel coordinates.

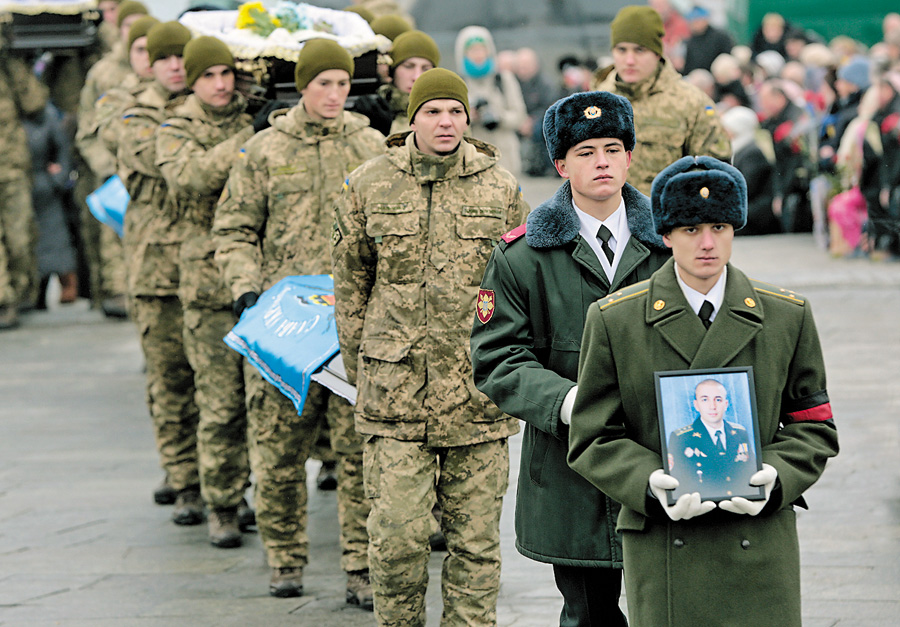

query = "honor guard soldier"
[{"left": 568, "top": 156, "right": 839, "bottom": 627}]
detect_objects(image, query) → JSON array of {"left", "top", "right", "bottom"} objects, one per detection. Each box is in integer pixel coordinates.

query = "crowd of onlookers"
[{"left": 492, "top": 6, "right": 900, "bottom": 259}]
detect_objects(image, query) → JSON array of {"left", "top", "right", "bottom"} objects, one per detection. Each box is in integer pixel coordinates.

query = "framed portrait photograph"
[{"left": 654, "top": 367, "right": 764, "bottom": 505}]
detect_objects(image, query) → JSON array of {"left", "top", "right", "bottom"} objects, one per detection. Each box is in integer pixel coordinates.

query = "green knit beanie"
[
  {"left": 184, "top": 36, "right": 235, "bottom": 87},
  {"left": 610, "top": 6, "right": 664, "bottom": 57},
  {"left": 370, "top": 15, "right": 412, "bottom": 41},
  {"left": 343, "top": 5, "right": 375, "bottom": 23},
  {"left": 127, "top": 15, "right": 159, "bottom": 51},
  {"left": 147, "top": 21, "right": 192, "bottom": 64},
  {"left": 407, "top": 68, "right": 469, "bottom": 123},
  {"left": 390, "top": 30, "right": 440, "bottom": 70},
  {"left": 116, "top": 0, "right": 148, "bottom": 29},
  {"left": 294, "top": 39, "right": 354, "bottom": 91}
]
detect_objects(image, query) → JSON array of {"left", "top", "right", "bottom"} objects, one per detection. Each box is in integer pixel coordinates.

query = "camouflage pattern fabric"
[
  {"left": 132, "top": 295, "right": 199, "bottom": 491},
  {"left": 332, "top": 132, "right": 529, "bottom": 447},
  {"left": 593, "top": 59, "right": 732, "bottom": 196},
  {"left": 156, "top": 92, "right": 255, "bottom": 511},
  {"left": 213, "top": 103, "right": 384, "bottom": 298},
  {"left": 183, "top": 306, "right": 250, "bottom": 509},
  {"left": 0, "top": 219, "right": 12, "bottom": 306},
  {"left": 364, "top": 436, "right": 509, "bottom": 626},
  {"left": 0, "top": 178, "right": 37, "bottom": 304},
  {"left": 377, "top": 82, "right": 411, "bottom": 136},
  {"left": 214, "top": 100, "right": 383, "bottom": 571},
  {"left": 311, "top": 417, "right": 337, "bottom": 465}
]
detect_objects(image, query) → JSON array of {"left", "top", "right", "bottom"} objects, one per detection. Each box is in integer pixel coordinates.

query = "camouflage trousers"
[
  {"left": 100, "top": 224, "right": 127, "bottom": 298},
  {"left": 364, "top": 436, "right": 510, "bottom": 627},
  {"left": 0, "top": 175, "right": 37, "bottom": 305},
  {"left": 132, "top": 295, "right": 199, "bottom": 491},
  {"left": 0, "top": 218, "right": 11, "bottom": 306},
  {"left": 245, "top": 372, "right": 368, "bottom": 571},
  {"left": 182, "top": 306, "right": 250, "bottom": 510}
]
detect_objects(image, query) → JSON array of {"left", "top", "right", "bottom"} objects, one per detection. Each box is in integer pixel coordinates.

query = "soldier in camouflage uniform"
[
  {"left": 0, "top": 48, "right": 48, "bottom": 321},
  {"left": 113, "top": 21, "right": 200, "bottom": 522},
  {"left": 376, "top": 30, "right": 440, "bottom": 136},
  {"left": 213, "top": 39, "right": 383, "bottom": 603},
  {"left": 591, "top": 5, "right": 732, "bottom": 195},
  {"left": 156, "top": 36, "right": 258, "bottom": 548},
  {"left": 332, "top": 68, "right": 530, "bottom": 626},
  {"left": 76, "top": 2, "right": 150, "bottom": 316}
]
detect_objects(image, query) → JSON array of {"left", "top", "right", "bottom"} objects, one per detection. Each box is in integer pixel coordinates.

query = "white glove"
[
  {"left": 649, "top": 469, "right": 717, "bottom": 521},
  {"left": 718, "top": 463, "right": 778, "bottom": 516},
  {"left": 559, "top": 385, "right": 577, "bottom": 425}
]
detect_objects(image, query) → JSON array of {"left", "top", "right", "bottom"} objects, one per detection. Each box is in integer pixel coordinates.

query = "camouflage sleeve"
[
  {"left": 331, "top": 174, "right": 377, "bottom": 385},
  {"left": 507, "top": 182, "right": 531, "bottom": 230},
  {"left": 75, "top": 93, "right": 117, "bottom": 180},
  {"left": 4, "top": 56, "right": 48, "bottom": 116},
  {"left": 157, "top": 121, "right": 254, "bottom": 200},
  {"left": 687, "top": 97, "right": 733, "bottom": 162},
  {"left": 212, "top": 142, "right": 267, "bottom": 299},
  {"left": 116, "top": 108, "right": 163, "bottom": 178}
]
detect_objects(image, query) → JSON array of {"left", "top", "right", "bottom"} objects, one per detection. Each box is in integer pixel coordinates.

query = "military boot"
[
  {"left": 153, "top": 475, "right": 177, "bottom": 505},
  {"left": 172, "top": 488, "right": 204, "bottom": 526},
  {"left": 316, "top": 460, "right": 338, "bottom": 491},
  {"left": 208, "top": 507, "right": 241, "bottom": 548},
  {"left": 346, "top": 569, "right": 374, "bottom": 611},
  {"left": 269, "top": 566, "right": 303, "bottom": 598},
  {"left": 237, "top": 497, "right": 255, "bottom": 531},
  {"left": 0, "top": 306, "right": 19, "bottom": 330}
]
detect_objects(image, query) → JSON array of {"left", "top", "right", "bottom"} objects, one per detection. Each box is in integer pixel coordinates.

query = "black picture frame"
[{"left": 654, "top": 366, "right": 764, "bottom": 505}]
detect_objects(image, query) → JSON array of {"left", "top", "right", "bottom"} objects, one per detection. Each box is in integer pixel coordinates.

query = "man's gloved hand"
[
  {"left": 719, "top": 463, "right": 777, "bottom": 516},
  {"left": 649, "top": 469, "right": 716, "bottom": 521},
  {"left": 252, "top": 100, "right": 289, "bottom": 133},
  {"left": 233, "top": 291, "right": 259, "bottom": 318}
]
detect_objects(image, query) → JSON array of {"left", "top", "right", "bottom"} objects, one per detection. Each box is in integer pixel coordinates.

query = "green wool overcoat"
[
  {"left": 568, "top": 258, "right": 839, "bottom": 626},
  {"left": 470, "top": 181, "right": 669, "bottom": 566}
]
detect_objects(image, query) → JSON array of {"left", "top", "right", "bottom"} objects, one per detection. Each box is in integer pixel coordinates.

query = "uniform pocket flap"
[
  {"left": 366, "top": 205, "right": 419, "bottom": 237},
  {"left": 456, "top": 212, "right": 504, "bottom": 240},
  {"left": 360, "top": 337, "right": 413, "bottom": 363}
]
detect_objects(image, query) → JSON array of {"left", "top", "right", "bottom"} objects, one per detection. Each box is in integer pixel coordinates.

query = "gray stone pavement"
[{"left": 1, "top": 176, "right": 899, "bottom": 626}]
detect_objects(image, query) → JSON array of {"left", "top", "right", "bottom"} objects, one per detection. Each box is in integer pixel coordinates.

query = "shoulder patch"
[
  {"left": 343, "top": 178, "right": 349, "bottom": 192},
  {"left": 674, "top": 424, "right": 694, "bottom": 436},
  {"left": 750, "top": 279, "right": 805, "bottom": 306},
  {"left": 705, "top": 105, "right": 716, "bottom": 116},
  {"left": 726, "top": 421, "right": 746, "bottom": 431},
  {"left": 501, "top": 223, "right": 526, "bottom": 244},
  {"left": 598, "top": 279, "right": 650, "bottom": 311}
]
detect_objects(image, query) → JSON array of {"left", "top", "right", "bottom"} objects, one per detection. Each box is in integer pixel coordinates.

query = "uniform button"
[
  {"left": 673, "top": 538, "right": 684, "bottom": 548},
  {"left": 741, "top": 539, "right": 751, "bottom": 550}
]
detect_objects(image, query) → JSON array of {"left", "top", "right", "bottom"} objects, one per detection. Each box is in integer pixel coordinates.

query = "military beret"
[
  {"left": 147, "top": 21, "right": 192, "bottom": 65},
  {"left": 651, "top": 156, "right": 748, "bottom": 235},
  {"left": 610, "top": 6, "right": 664, "bottom": 57},
  {"left": 127, "top": 15, "right": 159, "bottom": 51},
  {"left": 184, "top": 36, "right": 235, "bottom": 87},
  {"left": 543, "top": 91, "right": 635, "bottom": 160},
  {"left": 407, "top": 67, "right": 469, "bottom": 123},
  {"left": 116, "top": 0, "right": 148, "bottom": 29},
  {"left": 390, "top": 30, "right": 440, "bottom": 70},
  {"left": 294, "top": 38, "right": 354, "bottom": 91},
  {"left": 370, "top": 15, "right": 412, "bottom": 41}
]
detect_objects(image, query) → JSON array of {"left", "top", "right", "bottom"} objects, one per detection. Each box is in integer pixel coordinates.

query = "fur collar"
[{"left": 525, "top": 180, "right": 666, "bottom": 250}]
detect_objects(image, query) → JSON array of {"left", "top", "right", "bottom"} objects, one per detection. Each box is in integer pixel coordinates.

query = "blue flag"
[
  {"left": 86, "top": 175, "right": 128, "bottom": 237},
  {"left": 225, "top": 275, "right": 340, "bottom": 415}
]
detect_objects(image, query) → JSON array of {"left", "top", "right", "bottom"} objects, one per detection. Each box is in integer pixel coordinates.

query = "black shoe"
[
  {"left": 153, "top": 476, "right": 177, "bottom": 505},
  {"left": 208, "top": 508, "right": 242, "bottom": 548},
  {"left": 101, "top": 294, "right": 128, "bottom": 318},
  {"left": 172, "top": 489, "right": 204, "bottom": 526},
  {"left": 316, "top": 461, "right": 338, "bottom": 491},
  {"left": 269, "top": 566, "right": 303, "bottom": 597},
  {"left": 346, "top": 569, "right": 374, "bottom": 611},
  {"left": 237, "top": 497, "right": 255, "bottom": 531},
  {"left": 429, "top": 530, "right": 447, "bottom": 552}
]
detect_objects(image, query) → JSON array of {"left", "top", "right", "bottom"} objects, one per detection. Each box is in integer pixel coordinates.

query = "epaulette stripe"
[
  {"left": 599, "top": 287, "right": 649, "bottom": 310},
  {"left": 753, "top": 286, "right": 805, "bottom": 305}
]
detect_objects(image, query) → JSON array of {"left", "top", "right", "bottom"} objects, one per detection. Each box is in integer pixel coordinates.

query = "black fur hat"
[
  {"left": 543, "top": 91, "right": 635, "bottom": 161},
  {"left": 651, "top": 156, "right": 748, "bottom": 235}
]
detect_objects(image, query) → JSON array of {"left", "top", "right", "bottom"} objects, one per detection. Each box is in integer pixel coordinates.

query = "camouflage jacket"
[
  {"left": 75, "top": 43, "right": 133, "bottom": 179},
  {"left": 593, "top": 58, "right": 732, "bottom": 195},
  {"left": 157, "top": 93, "right": 254, "bottom": 309},
  {"left": 213, "top": 103, "right": 384, "bottom": 300},
  {"left": 0, "top": 53, "right": 48, "bottom": 180},
  {"left": 377, "top": 82, "right": 410, "bottom": 135},
  {"left": 332, "top": 132, "right": 530, "bottom": 446},
  {"left": 97, "top": 72, "right": 153, "bottom": 165},
  {"left": 117, "top": 81, "right": 190, "bottom": 297}
]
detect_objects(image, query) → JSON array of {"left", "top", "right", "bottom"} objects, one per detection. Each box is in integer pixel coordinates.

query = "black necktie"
[
  {"left": 715, "top": 430, "right": 726, "bottom": 452},
  {"left": 597, "top": 225, "right": 615, "bottom": 264},
  {"left": 698, "top": 300, "right": 714, "bottom": 329}
]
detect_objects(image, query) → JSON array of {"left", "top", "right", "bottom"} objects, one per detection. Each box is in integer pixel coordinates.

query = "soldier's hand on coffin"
[
  {"left": 233, "top": 291, "right": 259, "bottom": 318},
  {"left": 719, "top": 463, "right": 778, "bottom": 516},
  {"left": 649, "top": 469, "right": 716, "bottom": 521},
  {"left": 253, "top": 100, "right": 290, "bottom": 133}
]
